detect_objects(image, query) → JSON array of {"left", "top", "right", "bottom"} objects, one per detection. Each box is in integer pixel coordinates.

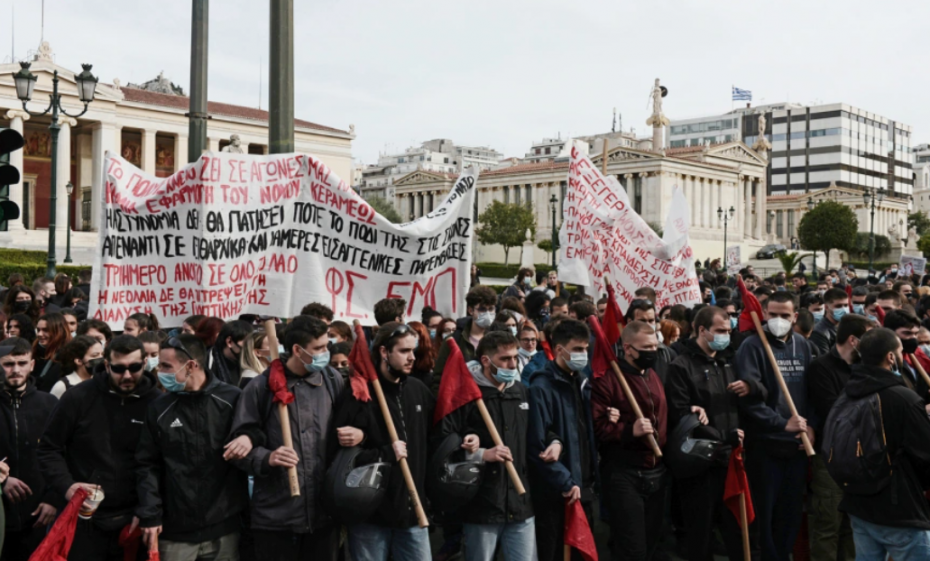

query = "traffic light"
[{"left": 0, "top": 128, "right": 24, "bottom": 230}]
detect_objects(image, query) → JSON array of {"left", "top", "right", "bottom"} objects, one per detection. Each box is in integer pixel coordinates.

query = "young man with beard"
[
  {"left": 335, "top": 322, "right": 435, "bottom": 560},
  {"left": 0, "top": 338, "right": 59, "bottom": 561},
  {"left": 38, "top": 335, "right": 160, "bottom": 560}
]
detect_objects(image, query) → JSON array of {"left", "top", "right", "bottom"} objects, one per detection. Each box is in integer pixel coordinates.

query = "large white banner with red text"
[
  {"left": 558, "top": 143, "right": 701, "bottom": 310},
  {"left": 89, "top": 152, "right": 476, "bottom": 328}
]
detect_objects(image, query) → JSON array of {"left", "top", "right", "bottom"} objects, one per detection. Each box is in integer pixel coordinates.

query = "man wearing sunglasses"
[{"left": 39, "top": 335, "right": 160, "bottom": 559}]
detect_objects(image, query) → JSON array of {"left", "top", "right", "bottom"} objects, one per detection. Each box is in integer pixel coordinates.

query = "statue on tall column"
[{"left": 645, "top": 79, "right": 670, "bottom": 128}]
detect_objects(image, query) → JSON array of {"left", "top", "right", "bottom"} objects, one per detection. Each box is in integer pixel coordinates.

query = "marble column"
[
  {"left": 710, "top": 180, "right": 719, "bottom": 231},
  {"left": 141, "top": 129, "right": 157, "bottom": 175},
  {"left": 734, "top": 177, "right": 743, "bottom": 237},
  {"left": 743, "top": 177, "right": 753, "bottom": 238},
  {"left": 4, "top": 110, "right": 29, "bottom": 232},
  {"left": 174, "top": 134, "right": 188, "bottom": 171},
  {"left": 56, "top": 117, "right": 76, "bottom": 236},
  {"left": 755, "top": 179, "right": 765, "bottom": 239}
]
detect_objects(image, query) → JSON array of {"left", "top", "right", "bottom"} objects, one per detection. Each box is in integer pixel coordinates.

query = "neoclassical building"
[
  {"left": 0, "top": 43, "right": 354, "bottom": 257},
  {"left": 390, "top": 140, "right": 770, "bottom": 264}
]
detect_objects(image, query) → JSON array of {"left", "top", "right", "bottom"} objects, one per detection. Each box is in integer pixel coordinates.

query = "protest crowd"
[{"left": 2, "top": 260, "right": 930, "bottom": 561}]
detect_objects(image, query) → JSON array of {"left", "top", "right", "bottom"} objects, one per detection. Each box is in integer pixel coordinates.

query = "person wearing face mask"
[
  {"left": 810, "top": 288, "right": 851, "bottom": 356},
  {"left": 50, "top": 335, "right": 104, "bottom": 399},
  {"left": 208, "top": 320, "right": 254, "bottom": 387},
  {"left": 806, "top": 314, "right": 873, "bottom": 561},
  {"left": 502, "top": 267, "right": 535, "bottom": 302},
  {"left": 38, "top": 335, "right": 160, "bottom": 558},
  {"left": 329, "top": 341, "right": 352, "bottom": 381},
  {"left": 735, "top": 291, "right": 813, "bottom": 561},
  {"left": 229, "top": 317, "right": 345, "bottom": 560},
  {"left": 918, "top": 327, "right": 930, "bottom": 357},
  {"left": 435, "top": 331, "right": 534, "bottom": 561},
  {"left": 333, "top": 322, "right": 434, "bottom": 561},
  {"left": 625, "top": 298, "right": 678, "bottom": 384},
  {"left": 850, "top": 286, "right": 869, "bottom": 317},
  {"left": 665, "top": 307, "right": 752, "bottom": 561},
  {"left": 139, "top": 331, "right": 166, "bottom": 377},
  {"left": 135, "top": 334, "right": 253, "bottom": 560},
  {"left": 526, "top": 319, "right": 598, "bottom": 561},
  {"left": 0, "top": 338, "right": 60, "bottom": 561},
  {"left": 432, "top": 286, "right": 498, "bottom": 394},
  {"left": 882, "top": 310, "right": 930, "bottom": 399},
  {"left": 239, "top": 330, "right": 271, "bottom": 389},
  {"left": 516, "top": 324, "right": 539, "bottom": 373}
]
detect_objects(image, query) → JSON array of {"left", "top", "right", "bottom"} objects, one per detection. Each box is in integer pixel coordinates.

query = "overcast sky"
[{"left": 6, "top": 0, "right": 929, "bottom": 166}]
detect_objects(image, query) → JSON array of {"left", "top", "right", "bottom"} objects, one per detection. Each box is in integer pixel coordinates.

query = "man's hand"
[
  {"left": 690, "top": 406, "right": 709, "bottom": 425},
  {"left": 392, "top": 441, "right": 408, "bottom": 462},
  {"left": 65, "top": 482, "right": 95, "bottom": 502},
  {"left": 483, "top": 445, "right": 513, "bottom": 463},
  {"left": 562, "top": 485, "right": 581, "bottom": 505},
  {"left": 737, "top": 429, "right": 745, "bottom": 447},
  {"left": 223, "top": 435, "right": 253, "bottom": 461},
  {"left": 633, "top": 418, "right": 654, "bottom": 438},
  {"left": 32, "top": 503, "right": 56, "bottom": 527},
  {"left": 142, "top": 526, "right": 162, "bottom": 549},
  {"left": 797, "top": 426, "right": 816, "bottom": 449},
  {"left": 606, "top": 407, "right": 620, "bottom": 424},
  {"left": 539, "top": 441, "right": 562, "bottom": 463},
  {"left": 337, "top": 427, "right": 365, "bottom": 448},
  {"left": 4, "top": 477, "right": 32, "bottom": 503},
  {"left": 461, "top": 434, "right": 480, "bottom": 454},
  {"left": 727, "top": 381, "right": 750, "bottom": 397},
  {"left": 129, "top": 516, "right": 140, "bottom": 535},
  {"left": 785, "top": 415, "right": 807, "bottom": 434},
  {"left": 268, "top": 446, "right": 299, "bottom": 468}
]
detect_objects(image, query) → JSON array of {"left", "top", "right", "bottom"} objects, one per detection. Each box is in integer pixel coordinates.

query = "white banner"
[
  {"left": 727, "top": 245, "right": 742, "bottom": 275},
  {"left": 558, "top": 143, "right": 701, "bottom": 309},
  {"left": 89, "top": 152, "right": 476, "bottom": 328}
]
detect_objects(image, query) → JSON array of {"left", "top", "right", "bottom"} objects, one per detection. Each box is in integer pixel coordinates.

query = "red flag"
[
  {"left": 268, "top": 359, "right": 294, "bottom": 406},
  {"left": 737, "top": 276, "right": 763, "bottom": 333},
  {"left": 587, "top": 315, "right": 617, "bottom": 379},
  {"left": 433, "top": 339, "right": 483, "bottom": 424},
  {"left": 603, "top": 281, "right": 626, "bottom": 345},
  {"left": 28, "top": 488, "right": 88, "bottom": 561},
  {"left": 875, "top": 303, "right": 886, "bottom": 326},
  {"left": 541, "top": 340, "right": 554, "bottom": 361},
  {"left": 349, "top": 323, "right": 379, "bottom": 402},
  {"left": 564, "top": 499, "right": 598, "bottom": 561},
  {"left": 845, "top": 284, "right": 853, "bottom": 313},
  {"left": 723, "top": 445, "right": 755, "bottom": 527}
]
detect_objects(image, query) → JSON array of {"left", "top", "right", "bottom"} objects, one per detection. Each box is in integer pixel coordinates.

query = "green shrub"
[
  {"left": 845, "top": 261, "right": 895, "bottom": 271},
  {"left": 0, "top": 249, "right": 88, "bottom": 285},
  {"left": 475, "top": 262, "right": 554, "bottom": 280}
]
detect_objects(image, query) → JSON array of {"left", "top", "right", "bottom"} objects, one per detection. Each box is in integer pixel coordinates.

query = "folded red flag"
[
  {"left": 723, "top": 445, "right": 755, "bottom": 527},
  {"left": 268, "top": 359, "right": 294, "bottom": 406},
  {"left": 875, "top": 303, "right": 886, "bottom": 326},
  {"left": 587, "top": 315, "right": 618, "bottom": 379},
  {"left": 433, "top": 339, "right": 483, "bottom": 424},
  {"left": 541, "top": 340, "right": 554, "bottom": 360},
  {"left": 349, "top": 323, "right": 379, "bottom": 402},
  {"left": 564, "top": 498, "right": 598, "bottom": 561},
  {"left": 28, "top": 487, "right": 88, "bottom": 561},
  {"left": 845, "top": 284, "right": 853, "bottom": 313},
  {"left": 737, "top": 276, "right": 763, "bottom": 333},
  {"left": 603, "top": 281, "right": 626, "bottom": 345}
]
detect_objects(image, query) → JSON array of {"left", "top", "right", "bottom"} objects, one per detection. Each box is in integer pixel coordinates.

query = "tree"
[
  {"left": 909, "top": 211, "right": 930, "bottom": 238},
  {"left": 366, "top": 196, "right": 403, "bottom": 224},
  {"left": 776, "top": 252, "right": 810, "bottom": 275},
  {"left": 476, "top": 201, "right": 537, "bottom": 266},
  {"left": 797, "top": 200, "right": 858, "bottom": 270},
  {"left": 647, "top": 221, "right": 664, "bottom": 238},
  {"left": 851, "top": 232, "right": 891, "bottom": 260},
  {"left": 918, "top": 233, "right": 930, "bottom": 259}
]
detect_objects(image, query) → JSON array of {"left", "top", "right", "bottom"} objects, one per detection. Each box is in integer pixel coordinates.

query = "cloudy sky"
[{"left": 7, "top": 0, "right": 929, "bottom": 166}]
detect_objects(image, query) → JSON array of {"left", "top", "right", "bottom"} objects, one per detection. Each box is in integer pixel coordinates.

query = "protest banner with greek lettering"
[
  {"left": 89, "top": 152, "right": 476, "bottom": 328},
  {"left": 557, "top": 142, "right": 701, "bottom": 310},
  {"left": 899, "top": 255, "right": 926, "bottom": 277}
]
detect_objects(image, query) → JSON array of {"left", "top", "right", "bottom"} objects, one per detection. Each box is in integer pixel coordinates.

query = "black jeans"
[
  {"left": 744, "top": 443, "right": 807, "bottom": 561},
  {"left": 2, "top": 526, "right": 46, "bottom": 561},
  {"left": 252, "top": 527, "right": 337, "bottom": 561},
  {"left": 68, "top": 520, "right": 133, "bottom": 561},
  {"left": 534, "top": 495, "right": 594, "bottom": 561},
  {"left": 601, "top": 463, "right": 667, "bottom": 561},
  {"left": 678, "top": 466, "right": 759, "bottom": 561}
]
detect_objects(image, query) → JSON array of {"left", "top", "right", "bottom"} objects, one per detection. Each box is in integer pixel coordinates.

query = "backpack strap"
[{"left": 38, "top": 359, "right": 54, "bottom": 380}]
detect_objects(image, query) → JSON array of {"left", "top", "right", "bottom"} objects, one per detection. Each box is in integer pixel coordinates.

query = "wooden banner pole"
[
  {"left": 475, "top": 398, "right": 526, "bottom": 495},
  {"left": 264, "top": 319, "right": 300, "bottom": 497}
]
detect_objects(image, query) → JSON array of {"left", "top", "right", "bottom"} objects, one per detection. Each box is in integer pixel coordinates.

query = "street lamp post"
[
  {"left": 64, "top": 182, "right": 73, "bottom": 263},
  {"left": 718, "top": 205, "right": 734, "bottom": 269},
  {"left": 13, "top": 62, "right": 98, "bottom": 277},
  {"left": 806, "top": 197, "right": 818, "bottom": 278},
  {"left": 862, "top": 187, "right": 884, "bottom": 274},
  {"left": 549, "top": 194, "right": 559, "bottom": 268}
]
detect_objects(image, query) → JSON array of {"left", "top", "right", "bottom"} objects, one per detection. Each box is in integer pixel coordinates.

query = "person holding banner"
[
  {"left": 335, "top": 322, "right": 434, "bottom": 561},
  {"left": 229, "top": 317, "right": 345, "bottom": 561},
  {"left": 434, "top": 330, "right": 535, "bottom": 561},
  {"left": 735, "top": 291, "right": 813, "bottom": 561}
]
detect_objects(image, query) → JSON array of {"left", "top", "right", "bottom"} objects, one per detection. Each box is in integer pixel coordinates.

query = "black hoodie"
[{"left": 838, "top": 364, "right": 930, "bottom": 529}]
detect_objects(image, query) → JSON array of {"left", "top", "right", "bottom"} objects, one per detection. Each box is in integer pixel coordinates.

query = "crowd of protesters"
[{"left": 0, "top": 262, "right": 929, "bottom": 561}]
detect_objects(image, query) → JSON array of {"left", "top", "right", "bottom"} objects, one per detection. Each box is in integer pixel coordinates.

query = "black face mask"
[
  {"left": 902, "top": 338, "right": 919, "bottom": 355},
  {"left": 632, "top": 349, "right": 658, "bottom": 371},
  {"left": 85, "top": 358, "right": 104, "bottom": 372},
  {"left": 13, "top": 301, "right": 30, "bottom": 313}
]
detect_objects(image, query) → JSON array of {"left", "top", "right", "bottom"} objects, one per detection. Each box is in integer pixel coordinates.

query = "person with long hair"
[
  {"left": 433, "top": 317, "right": 457, "bottom": 355},
  {"left": 3, "top": 286, "right": 39, "bottom": 323},
  {"left": 181, "top": 314, "right": 207, "bottom": 336},
  {"left": 49, "top": 273, "right": 73, "bottom": 308},
  {"left": 60, "top": 308, "right": 80, "bottom": 338},
  {"left": 32, "top": 313, "right": 72, "bottom": 393},
  {"left": 76, "top": 318, "right": 111, "bottom": 347},
  {"left": 194, "top": 317, "right": 225, "bottom": 349},
  {"left": 124, "top": 312, "right": 159, "bottom": 337},
  {"left": 0, "top": 310, "right": 6, "bottom": 342},
  {"left": 327, "top": 320, "right": 353, "bottom": 344},
  {"left": 500, "top": 296, "right": 528, "bottom": 325},
  {"left": 524, "top": 291, "right": 552, "bottom": 332},
  {"left": 421, "top": 306, "right": 443, "bottom": 338},
  {"left": 408, "top": 321, "right": 436, "bottom": 388},
  {"left": 138, "top": 331, "right": 167, "bottom": 375},
  {"left": 6, "top": 314, "right": 35, "bottom": 343},
  {"left": 239, "top": 329, "right": 269, "bottom": 389},
  {"left": 50, "top": 335, "right": 104, "bottom": 398}
]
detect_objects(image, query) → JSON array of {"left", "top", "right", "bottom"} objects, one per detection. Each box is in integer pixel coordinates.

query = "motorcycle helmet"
[
  {"left": 322, "top": 446, "right": 391, "bottom": 524},
  {"left": 664, "top": 413, "right": 730, "bottom": 479},
  {"left": 426, "top": 433, "right": 484, "bottom": 512}
]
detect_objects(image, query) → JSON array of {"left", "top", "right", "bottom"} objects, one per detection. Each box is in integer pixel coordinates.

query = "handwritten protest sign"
[
  {"left": 89, "top": 152, "right": 476, "bottom": 328},
  {"left": 727, "top": 246, "right": 742, "bottom": 275},
  {"left": 558, "top": 143, "right": 701, "bottom": 310},
  {"left": 899, "top": 255, "right": 926, "bottom": 277}
]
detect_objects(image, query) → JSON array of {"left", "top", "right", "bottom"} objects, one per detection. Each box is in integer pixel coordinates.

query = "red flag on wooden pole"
[
  {"left": 603, "top": 278, "right": 626, "bottom": 345},
  {"left": 736, "top": 277, "right": 764, "bottom": 333},
  {"left": 433, "top": 339, "right": 483, "bottom": 424},
  {"left": 349, "top": 322, "right": 379, "bottom": 402},
  {"left": 587, "top": 315, "right": 618, "bottom": 379},
  {"left": 564, "top": 498, "right": 598, "bottom": 561},
  {"left": 724, "top": 445, "right": 755, "bottom": 526}
]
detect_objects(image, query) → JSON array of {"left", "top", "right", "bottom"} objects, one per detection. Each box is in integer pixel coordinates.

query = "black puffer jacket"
[
  {"left": 38, "top": 367, "right": 160, "bottom": 529},
  {"left": 135, "top": 372, "right": 248, "bottom": 542},
  {"left": 0, "top": 380, "right": 60, "bottom": 531},
  {"left": 664, "top": 337, "right": 740, "bottom": 441}
]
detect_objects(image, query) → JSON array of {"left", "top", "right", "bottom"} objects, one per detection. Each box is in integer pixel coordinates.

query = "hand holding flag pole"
[{"left": 263, "top": 318, "right": 300, "bottom": 497}]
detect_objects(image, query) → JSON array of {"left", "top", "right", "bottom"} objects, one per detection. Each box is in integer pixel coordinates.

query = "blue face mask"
[
  {"left": 300, "top": 348, "right": 330, "bottom": 373},
  {"left": 867, "top": 315, "right": 878, "bottom": 323},
  {"left": 812, "top": 311, "right": 824, "bottom": 322},
  {"left": 853, "top": 304, "right": 865, "bottom": 315},
  {"left": 921, "top": 344, "right": 930, "bottom": 358},
  {"left": 708, "top": 333, "right": 730, "bottom": 351},
  {"left": 328, "top": 337, "right": 338, "bottom": 346},
  {"left": 490, "top": 359, "right": 519, "bottom": 384},
  {"left": 475, "top": 311, "right": 495, "bottom": 329},
  {"left": 524, "top": 277, "right": 533, "bottom": 288},
  {"left": 729, "top": 317, "right": 738, "bottom": 330},
  {"left": 832, "top": 308, "right": 847, "bottom": 322},
  {"left": 562, "top": 350, "right": 588, "bottom": 371},
  {"left": 158, "top": 366, "right": 188, "bottom": 393},
  {"left": 277, "top": 344, "right": 285, "bottom": 355},
  {"left": 429, "top": 328, "right": 437, "bottom": 340},
  {"left": 509, "top": 326, "right": 518, "bottom": 336}
]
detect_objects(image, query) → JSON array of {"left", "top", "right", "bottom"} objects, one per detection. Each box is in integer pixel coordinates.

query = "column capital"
[
  {"left": 57, "top": 116, "right": 78, "bottom": 127},
  {"left": 624, "top": 174, "right": 634, "bottom": 179},
  {"left": 5, "top": 109, "right": 30, "bottom": 121}
]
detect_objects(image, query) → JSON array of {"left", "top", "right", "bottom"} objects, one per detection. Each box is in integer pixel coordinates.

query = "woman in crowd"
[
  {"left": 3, "top": 286, "right": 39, "bottom": 323},
  {"left": 139, "top": 331, "right": 167, "bottom": 374},
  {"left": 6, "top": 314, "right": 35, "bottom": 342},
  {"left": 500, "top": 296, "right": 528, "bottom": 326},
  {"left": 659, "top": 319, "right": 681, "bottom": 347},
  {"left": 516, "top": 323, "right": 539, "bottom": 373},
  {"left": 32, "top": 312, "right": 71, "bottom": 392},
  {"left": 328, "top": 320, "right": 353, "bottom": 344},
  {"left": 75, "top": 318, "right": 111, "bottom": 346},
  {"left": 524, "top": 290, "right": 552, "bottom": 332},
  {"left": 60, "top": 308, "right": 79, "bottom": 338},
  {"left": 194, "top": 316, "right": 225, "bottom": 348},
  {"left": 421, "top": 306, "right": 443, "bottom": 338},
  {"left": 46, "top": 273, "right": 72, "bottom": 308},
  {"left": 123, "top": 312, "right": 159, "bottom": 336},
  {"left": 181, "top": 314, "right": 207, "bottom": 335},
  {"left": 329, "top": 341, "right": 352, "bottom": 380},
  {"left": 493, "top": 310, "right": 519, "bottom": 336},
  {"left": 409, "top": 320, "right": 436, "bottom": 389},
  {"left": 432, "top": 317, "right": 458, "bottom": 354},
  {"left": 502, "top": 267, "right": 535, "bottom": 301},
  {"left": 50, "top": 335, "right": 104, "bottom": 398},
  {"left": 239, "top": 330, "right": 270, "bottom": 389}
]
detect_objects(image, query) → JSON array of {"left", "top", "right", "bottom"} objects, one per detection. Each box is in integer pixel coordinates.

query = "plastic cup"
[{"left": 78, "top": 488, "right": 105, "bottom": 520}]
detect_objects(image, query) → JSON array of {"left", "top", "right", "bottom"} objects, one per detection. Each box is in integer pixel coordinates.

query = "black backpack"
[{"left": 822, "top": 392, "right": 893, "bottom": 495}]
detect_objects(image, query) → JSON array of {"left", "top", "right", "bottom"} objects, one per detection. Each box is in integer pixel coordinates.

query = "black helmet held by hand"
[
  {"left": 322, "top": 446, "right": 391, "bottom": 525},
  {"left": 426, "top": 433, "right": 484, "bottom": 513},
  {"left": 664, "top": 414, "right": 734, "bottom": 479}
]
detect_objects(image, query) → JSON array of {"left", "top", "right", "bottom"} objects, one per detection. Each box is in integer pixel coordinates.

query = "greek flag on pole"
[{"left": 732, "top": 86, "right": 752, "bottom": 101}]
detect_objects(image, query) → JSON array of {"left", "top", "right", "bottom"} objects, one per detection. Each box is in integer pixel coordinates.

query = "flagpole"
[
  {"left": 475, "top": 399, "right": 526, "bottom": 495},
  {"left": 564, "top": 544, "right": 571, "bottom": 561},
  {"left": 908, "top": 353, "right": 930, "bottom": 390},
  {"left": 264, "top": 318, "right": 300, "bottom": 497},
  {"left": 354, "top": 320, "right": 429, "bottom": 527},
  {"left": 739, "top": 493, "right": 751, "bottom": 561}
]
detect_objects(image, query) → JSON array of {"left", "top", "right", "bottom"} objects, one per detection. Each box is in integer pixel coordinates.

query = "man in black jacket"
[
  {"left": 135, "top": 334, "right": 253, "bottom": 560},
  {"left": 806, "top": 314, "right": 871, "bottom": 561},
  {"left": 665, "top": 306, "right": 751, "bottom": 561},
  {"left": 335, "top": 322, "right": 434, "bottom": 561},
  {"left": 38, "top": 335, "right": 160, "bottom": 560},
  {"left": 810, "top": 288, "right": 849, "bottom": 356},
  {"left": 0, "top": 338, "right": 59, "bottom": 561},
  {"left": 433, "top": 285, "right": 498, "bottom": 394},
  {"left": 436, "top": 331, "right": 533, "bottom": 561},
  {"left": 208, "top": 320, "right": 254, "bottom": 387},
  {"left": 828, "top": 328, "right": 930, "bottom": 559},
  {"left": 624, "top": 298, "right": 677, "bottom": 383}
]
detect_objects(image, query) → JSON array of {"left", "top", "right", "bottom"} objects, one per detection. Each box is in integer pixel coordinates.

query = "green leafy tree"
[
  {"left": 797, "top": 200, "right": 857, "bottom": 270},
  {"left": 476, "top": 201, "right": 537, "bottom": 266},
  {"left": 852, "top": 232, "right": 892, "bottom": 260},
  {"left": 909, "top": 211, "right": 930, "bottom": 238},
  {"left": 918, "top": 233, "right": 930, "bottom": 258},
  {"left": 776, "top": 252, "right": 810, "bottom": 275},
  {"left": 537, "top": 239, "right": 553, "bottom": 254},
  {"left": 366, "top": 196, "right": 403, "bottom": 224}
]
